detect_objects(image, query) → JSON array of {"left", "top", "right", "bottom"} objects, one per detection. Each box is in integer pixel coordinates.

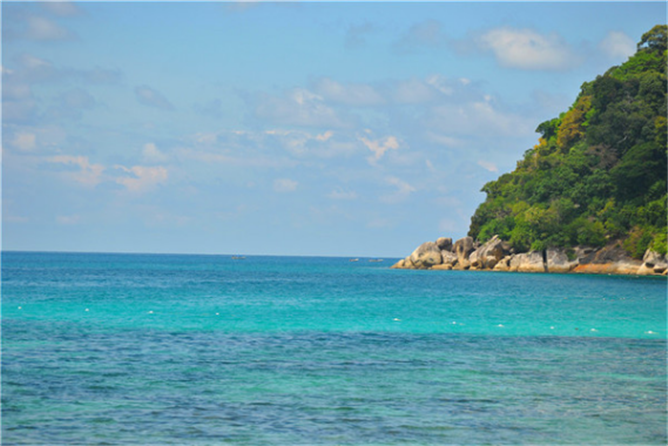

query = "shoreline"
[{"left": 391, "top": 235, "right": 668, "bottom": 277}]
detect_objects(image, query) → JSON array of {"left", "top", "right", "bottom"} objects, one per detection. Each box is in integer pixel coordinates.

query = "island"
[{"left": 393, "top": 25, "right": 667, "bottom": 277}]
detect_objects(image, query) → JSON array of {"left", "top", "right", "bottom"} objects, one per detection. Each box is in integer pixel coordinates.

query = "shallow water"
[{"left": 2, "top": 252, "right": 666, "bottom": 445}]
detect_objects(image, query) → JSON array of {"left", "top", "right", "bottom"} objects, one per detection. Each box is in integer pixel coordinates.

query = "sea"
[{"left": 2, "top": 251, "right": 666, "bottom": 445}]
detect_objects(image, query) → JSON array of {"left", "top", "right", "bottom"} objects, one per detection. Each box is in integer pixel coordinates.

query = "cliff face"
[
  {"left": 468, "top": 25, "right": 667, "bottom": 261},
  {"left": 391, "top": 236, "right": 667, "bottom": 276}
]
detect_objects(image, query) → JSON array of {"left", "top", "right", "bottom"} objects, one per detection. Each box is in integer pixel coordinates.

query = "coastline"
[{"left": 391, "top": 235, "right": 668, "bottom": 277}]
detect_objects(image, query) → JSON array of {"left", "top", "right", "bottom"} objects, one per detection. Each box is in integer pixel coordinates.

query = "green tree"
[{"left": 467, "top": 25, "right": 667, "bottom": 256}]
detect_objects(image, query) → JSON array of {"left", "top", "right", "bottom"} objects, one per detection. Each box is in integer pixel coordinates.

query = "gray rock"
[
  {"left": 441, "top": 250, "right": 458, "bottom": 266},
  {"left": 509, "top": 251, "right": 546, "bottom": 273},
  {"left": 637, "top": 250, "right": 668, "bottom": 275},
  {"left": 469, "top": 235, "right": 509, "bottom": 270},
  {"left": 453, "top": 237, "right": 475, "bottom": 269},
  {"left": 546, "top": 248, "right": 578, "bottom": 273},
  {"left": 493, "top": 256, "right": 512, "bottom": 271},
  {"left": 390, "top": 258, "right": 413, "bottom": 269},
  {"left": 409, "top": 241, "right": 442, "bottom": 269},
  {"left": 653, "top": 264, "right": 667, "bottom": 274},
  {"left": 436, "top": 237, "right": 453, "bottom": 252},
  {"left": 643, "top": 249, "right": 666, "bottom": 267}
]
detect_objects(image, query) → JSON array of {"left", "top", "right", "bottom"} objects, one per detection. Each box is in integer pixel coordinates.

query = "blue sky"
[{"left": 2, "top": 1, "right": 666, "bottom": 257}]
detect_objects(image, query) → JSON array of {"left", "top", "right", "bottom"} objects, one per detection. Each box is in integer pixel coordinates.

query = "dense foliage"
[{"left": 468, "top": 25, "right": 667, "bottom": 258}]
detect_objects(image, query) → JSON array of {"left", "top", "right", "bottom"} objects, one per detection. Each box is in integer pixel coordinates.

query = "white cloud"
[
  {"left": 26, "top": 16, "right": 75, "bottom": 41},
  {"left": 478, "top": 27, "right": 575, "bottom": 70},
  {"left": 115, "top": 165, "right": 168, "bottom": 193},
  {"left": 48, "top": 155, "right": 105, "bottom": 187},
  {"left": 194, "top": 132, "right": 219, "bottom": 145},
  {"left": 4, "top": 214, "right": 30, "bottom": 224},
  {"left": 360, "top": 134, "right": 400, "bottom": 162},
  {"left": 477, "top": 160, "right": 498, "bottom": 172},
  {"left": 428, "top": 100, "right": 533, "bottom": 138},
  {"left": 599, "top": 31, "right": 635, "bottom": 59},
  {"left": 18, "top": 54, "right": 53, "bottom": 71},
  {"left": 12, "top": 132, "right": 37, "bottom": 151},
  {"left": 316, "top": 130, "right": 334, "bottom": 142},
  {"left": 426, "top": 132, "right": 463, "bottom": 148},
  {"left": 41, "top": 1, "right": 83, "bottom": 17},
  {"left": 273, "top": 178, "right": 298, "bottom": 193},
  {"left": 254, "top": 88, "right": 349, "bottom": 128},
  {"left": 381, "top": 177, "right": 416, "bottom": 204},
  {"left": 425, "top": 74, "right": 454, "bottom": 96},
  {"left": 313, "top": 78, "right": 384, "bottom": 106},
  {"left": 142, "top": 143, "right": 169, "bottom": 163},
  {"left": 392, "top": 78, "right": 437, "bottom": 104}
]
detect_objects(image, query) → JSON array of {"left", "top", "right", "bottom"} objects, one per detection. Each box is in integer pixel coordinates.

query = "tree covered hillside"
[{"left": 468, "top": 25, "right": 667, "bottom": 259}]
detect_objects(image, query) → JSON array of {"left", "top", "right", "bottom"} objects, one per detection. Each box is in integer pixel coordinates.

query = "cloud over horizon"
[{"left": 477, "top": 27, "right": 578, "bottom": 71}]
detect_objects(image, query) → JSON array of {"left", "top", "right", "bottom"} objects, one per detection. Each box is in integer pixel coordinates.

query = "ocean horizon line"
[{"left": 1, "top": 249, "right": 402, "bottom": 261}]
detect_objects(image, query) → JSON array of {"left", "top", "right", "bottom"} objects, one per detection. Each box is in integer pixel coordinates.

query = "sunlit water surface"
[{"left": 2, "top": 252, "right": 666, "bottom": 445}]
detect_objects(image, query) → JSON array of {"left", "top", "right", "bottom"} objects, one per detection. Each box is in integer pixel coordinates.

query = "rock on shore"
[{"left": 391, "top": 235, "right": 667, "bottom": 276}]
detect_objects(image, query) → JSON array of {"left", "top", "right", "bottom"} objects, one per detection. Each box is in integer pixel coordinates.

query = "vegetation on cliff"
[{"left": 468, "top": 25, "right": 667, "bottom": 259}]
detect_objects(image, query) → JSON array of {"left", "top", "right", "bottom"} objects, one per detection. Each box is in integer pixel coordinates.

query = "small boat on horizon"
[
  {"left": 349, "top": 258, "right": 359, "bottom": 262},
  {"left": 231, "top": 256, "right": 246, "bottom": 260}
]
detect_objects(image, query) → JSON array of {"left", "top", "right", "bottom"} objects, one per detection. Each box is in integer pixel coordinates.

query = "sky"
[{"left": 2, "top": 1, "right": 666, "bottom": 257}]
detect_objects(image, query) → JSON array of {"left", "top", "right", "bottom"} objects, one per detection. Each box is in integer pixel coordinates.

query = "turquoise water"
[{"left": 2, "top": 251, "right": 666, "bottom": 445}]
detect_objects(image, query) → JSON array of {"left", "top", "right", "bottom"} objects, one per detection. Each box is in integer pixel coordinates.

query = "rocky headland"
[
  {"left": 392, "top": 28, "right": 668, "bottom": 277},
  {"left": 391, "top": 235, "right": 668, "bottom": 276}
]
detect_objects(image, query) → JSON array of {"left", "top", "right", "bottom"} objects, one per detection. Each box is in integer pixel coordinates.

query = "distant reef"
[
  {"left": 391, "top": 235, "right": 667, "bottom": 276},
  {"left": 393, "top": 25, "right": 667, "bottom": 277}
]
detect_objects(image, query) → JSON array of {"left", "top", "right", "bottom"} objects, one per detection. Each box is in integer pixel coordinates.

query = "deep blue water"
[{"left": 2, "top": 251, "right": 666, "bottom": 445}]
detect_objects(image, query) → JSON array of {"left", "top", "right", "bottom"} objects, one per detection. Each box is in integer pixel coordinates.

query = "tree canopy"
[{"left": 468, "top": 25, "right": 667, "bottom": 258}]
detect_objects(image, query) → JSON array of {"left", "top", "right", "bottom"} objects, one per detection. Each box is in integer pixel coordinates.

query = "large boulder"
[
  {"left": 436, "top": 237, "right": 453, "bottom": 252},
  {"left": 409, "top": 241, "right": 442, "bottom": 269},
  {"left": 453, "top": 237, "right": 475, "bottom": 269},
  {"left": 508, "top": 251, "right": 546, "bottom": 273},
  {"left": 639, "top": 249, "right": 668, "bottom": 275},
  {"left": 390, "top": 258, "right": 413, "bottom": 269},
  {"left": 546, "top": 248, "right": 578, "bottom": 273},
  {"left": 493, "top": 256, "right": 512, "bottom": 272},
  {"left": 642, "top": 249, "right": 665, "bottom": 266},
  {"left": 469, "top": 235, "right": 509, "bottom": 270},
  {"left": 440, "top": 250, "right": 458, "bottom": 266}
]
